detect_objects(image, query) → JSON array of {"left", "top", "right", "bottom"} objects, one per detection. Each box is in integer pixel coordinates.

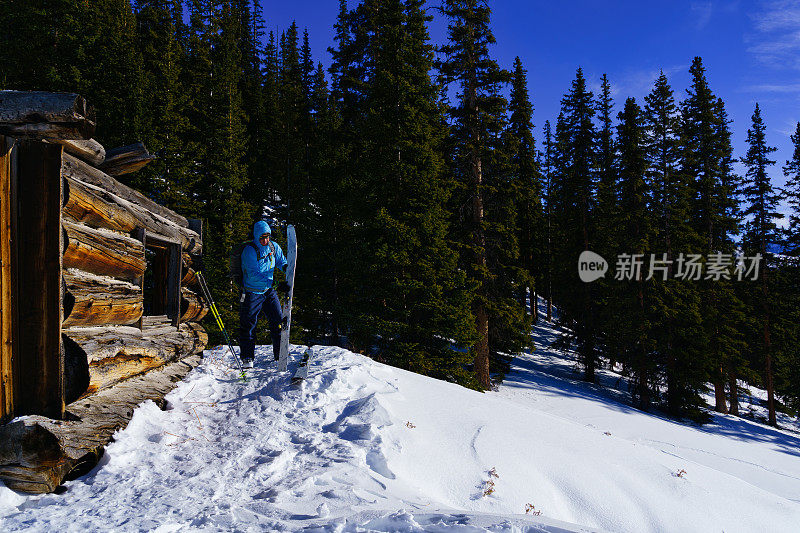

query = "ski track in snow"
[{"left": 1, "top": 305, "right": 800, "bottom": 531}]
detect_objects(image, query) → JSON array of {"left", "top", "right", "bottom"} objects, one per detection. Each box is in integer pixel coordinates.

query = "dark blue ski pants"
[{"left": 238, "top": 289, "right": 282, "bottom": 361}]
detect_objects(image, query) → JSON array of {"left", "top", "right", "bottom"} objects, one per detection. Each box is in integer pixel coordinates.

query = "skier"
[{"left": 239, "top": 220, "right": 290, "bottom": 368}]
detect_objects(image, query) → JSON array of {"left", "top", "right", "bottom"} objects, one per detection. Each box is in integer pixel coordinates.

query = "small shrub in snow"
[
  {"left": 481, "top": 468, "right": 500, "bottom": 497},
  {"left": 405, "top": 421, "right": 416, "bottom": 429},
  {"left": 675, "top": 469, "right": 687, "bottom": 478},
  {"left": 525, "top": 503, "right": 541, "bottom": 516}
]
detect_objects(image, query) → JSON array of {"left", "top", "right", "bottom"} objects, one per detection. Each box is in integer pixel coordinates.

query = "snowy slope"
[{"left": 1, "top": 325, "right": 800, "bottom": 531}]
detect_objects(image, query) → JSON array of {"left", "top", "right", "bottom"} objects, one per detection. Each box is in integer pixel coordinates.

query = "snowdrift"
[{"left": 1, "top": 333, "right": 799, "bottom": 532}]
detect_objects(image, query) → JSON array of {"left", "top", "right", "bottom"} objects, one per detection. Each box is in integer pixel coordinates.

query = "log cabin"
[{"left": 0, "top": 91, "right": 209, "bottom": 493}]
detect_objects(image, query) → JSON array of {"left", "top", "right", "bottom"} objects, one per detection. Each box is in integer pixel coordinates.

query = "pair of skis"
[{"left": 276, "top": 225, "right": 313, "bottom": 385}]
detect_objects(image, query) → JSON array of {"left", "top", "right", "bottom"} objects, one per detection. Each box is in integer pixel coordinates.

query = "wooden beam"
[
  {"left": 0, "top": 353, "right": 202, "bottom": 493},
  {"left": 63, "top": 322, "right": 207, "bottom": 397},
  {"left": 0, "top": 91, "right": 95, "bottom": 139},
  {"left": 62, "top": 220, "right": 146, "bottom": 280},
  {"left": 99, "top": 142, "right": 154, "bottom": 176},
  {"left": 52, "top": 138, "right": 105, "bottom": 166},
  {"left": 0, "top": 136, "right": 13, "bottom": 423},
  {"left": 63, "top": 270, "right": 143, "bottom": 328},
  {"left": 167, "top": 243, "right": 182, "bottom": 326},
  {"left": 15, "top": 141, "right": 64, "bottom": 419}
]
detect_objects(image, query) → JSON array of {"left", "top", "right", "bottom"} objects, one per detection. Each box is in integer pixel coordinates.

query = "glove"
[{"left": 278, "top": 281, "right": 291, "bottom": 293}]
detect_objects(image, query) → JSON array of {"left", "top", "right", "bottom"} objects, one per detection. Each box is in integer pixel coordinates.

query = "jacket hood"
[
  {"left": 253, "top": 221, "right": 271, "bottom": 240},
  {"left": 252, "top": 221, "right": 272, "bottom": 251}
]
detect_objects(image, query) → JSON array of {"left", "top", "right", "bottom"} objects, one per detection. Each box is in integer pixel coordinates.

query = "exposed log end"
[
  {"left": 0, "top": 91, "right": 95, "bottom": 139},
  {"left": 53, "top": 139, "right": 105, "bottom": 166},
  {"left": 100, "top": 142, "right": 155, "bottom": 176},
  {"left": 0, "top": 354, "right": 202, "bottom": 493}
]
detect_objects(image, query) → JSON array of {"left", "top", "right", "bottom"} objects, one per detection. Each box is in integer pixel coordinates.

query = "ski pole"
[{"left": 196, "top": 271, "right": 245, "bottom": 377}]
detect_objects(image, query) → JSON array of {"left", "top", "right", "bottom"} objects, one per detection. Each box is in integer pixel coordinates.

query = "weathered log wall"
[
  {"left": 63, "top": 270, "right": 143, "bottom": 328},
  {"left": 62, "top": 154, "right": 201, "bottom": 253},
  {"left": 63, "top": 221, "right": 146, "bottom": 280},
  {"left": 0, "top": 92, "right": 210, "bottom": 493}
]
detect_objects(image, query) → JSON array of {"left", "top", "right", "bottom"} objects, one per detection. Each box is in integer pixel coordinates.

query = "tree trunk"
[
  {"left": 63, "top": 270, "right": 143, "bottom": 328},
  {"left": 727, "top": 369, "right": 739, "bottom": 416},
  {"left": 714, "top": 370, "right": 728, "bottom": 414},
  {"left": 99, "top": 142, "right": 155, "bottom": 176},
  {"left": 62, "top": 220, "right": 146, "bottom": 280},
  {"left": 0, "top": 91, "right": 95, "bottom": 139}
]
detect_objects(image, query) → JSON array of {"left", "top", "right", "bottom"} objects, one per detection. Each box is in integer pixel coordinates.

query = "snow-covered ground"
[{"left": 2, "top": 312, "right": 800, "bottom": 532}]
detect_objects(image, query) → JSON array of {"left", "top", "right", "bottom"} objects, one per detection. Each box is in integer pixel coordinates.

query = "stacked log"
[
  {"left": 63, "top": 323, "right": 207, "bottom": 397},
  {"left": 0, "top": 91, "right": 95, "bottom": 139}
]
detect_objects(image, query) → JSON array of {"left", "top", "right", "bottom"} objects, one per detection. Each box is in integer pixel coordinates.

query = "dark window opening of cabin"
[{"left": 143, "top": 244, "right": 169, "bottom": 316}]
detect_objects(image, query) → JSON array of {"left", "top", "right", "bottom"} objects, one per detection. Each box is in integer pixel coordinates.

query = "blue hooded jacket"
[{"left": 241, "top": 221, "right": 288, "bottom": 294}]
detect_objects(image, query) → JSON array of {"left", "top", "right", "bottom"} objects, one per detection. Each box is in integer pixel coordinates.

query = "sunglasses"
[{"left": 259, "top": 234, "right": 271, "bottom": 241}]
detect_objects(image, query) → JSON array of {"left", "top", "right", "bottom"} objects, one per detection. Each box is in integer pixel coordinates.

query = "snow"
[{"left": 2, "top": 311, "right": 800, "bottom": 531}]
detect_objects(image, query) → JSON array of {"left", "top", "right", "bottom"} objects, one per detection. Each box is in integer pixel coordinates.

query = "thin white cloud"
[
  {"left": 743, "top": 83, "right": 800, "bottom": 92},
  {"left": 748, "top": 0, "right": 800, "bottom": 69},
  {"left": 691, "top": 1, "right": 715, "bottom": 30},
  {"left": 604, "top": 65, "right": 687, "bottom": 101}
]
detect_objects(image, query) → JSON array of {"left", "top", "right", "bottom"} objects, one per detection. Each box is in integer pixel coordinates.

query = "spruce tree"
[
  {"left": 642, "top": 71, "right": 705, "bottom": 416},
  {"left": 741, "top": 103, "right": 781, "bottom": 425},
  {"left": 783, "top": 123, "right": 800, "bottom": 256},
  {"left": 680, "top": 57, "right": 743, "bottom": 413},
  {"left": 613, "top": 97, "right": 655, "bottom": 407},
  {"left": 135, "top": 0, "right": 194, "bottom": 212},
  {"left": 507, "top": 57, "right": 543, "bottom": 325},
  {"left": 550, "top": 68, "right": 600, "bottom": 382},
  {"left": 437, "top": 0, "right": 512, "bottom": 389},
  {"left": 541, "top": 120, "right": 555, "bottom": 322}
]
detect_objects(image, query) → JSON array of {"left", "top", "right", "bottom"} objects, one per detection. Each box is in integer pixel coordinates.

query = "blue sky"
[{"left": 260, "top": 0, "right": 800, "bottom": 219}]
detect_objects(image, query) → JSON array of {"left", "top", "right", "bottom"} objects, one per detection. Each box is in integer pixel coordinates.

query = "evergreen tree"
[
  {"left": 550, "top": 68, "right": 600, "bottom": 382},
  {"left": 741, "top": 103, "right": 781, "bottom": 425},
  {"left": 594, "top": 74, "right": 617, "bottom": 259},
  {"left": 680, "top": 57, "right": 743, "bottom": 413},
  {"left": 642, "top": 71, "right": 705, "bottom": 416},
  {"left": 135, "top": 0, "right": 194, "bottom": 212},
  {"left": 507, "top": 57, "right": 543, "bottom": 325},
  {"left": 437, "top": 0, "right": 512, "bottom": 389},
  {"left": 541, "top": 120, "right": 555, "bottom": 322},
  {"left": 613, "top": 97, "right": 655, "bottom": 407},
  {"left": 783, "top": 123, "right": 800, "bottom": 256}
]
